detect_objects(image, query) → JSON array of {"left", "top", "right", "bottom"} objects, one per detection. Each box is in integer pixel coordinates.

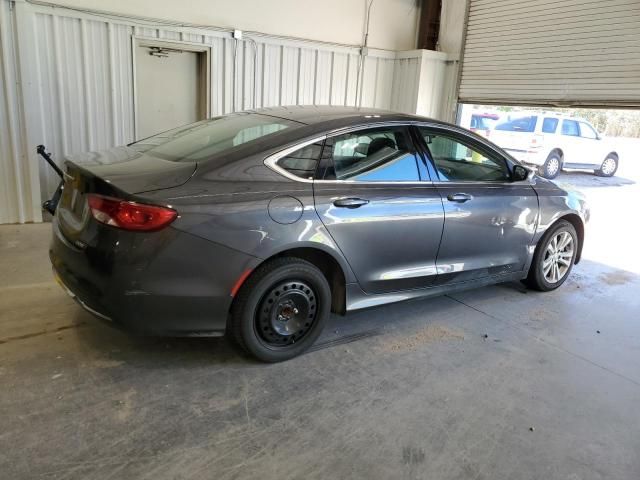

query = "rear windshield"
[
  {"left": 494, "top": 115, "right": 537, "bottom": 133},
  {"left": 470, "top": 115, "right": 498, "bottom": 130},
  {"left": 132, "top": 113, "right": 300, "bottom": 162}
]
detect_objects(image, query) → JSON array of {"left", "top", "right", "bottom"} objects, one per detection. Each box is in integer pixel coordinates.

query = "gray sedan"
[{"left": 48, "top": 106, "right": 589, "bottom": 362}]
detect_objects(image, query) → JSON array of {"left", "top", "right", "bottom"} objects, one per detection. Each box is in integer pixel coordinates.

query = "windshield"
[
  {"left": 495, "top": 115, "right": 538, "bottom": 133},
  {"left": 131, "top": 113, "right": 300, "bottom": 162}
]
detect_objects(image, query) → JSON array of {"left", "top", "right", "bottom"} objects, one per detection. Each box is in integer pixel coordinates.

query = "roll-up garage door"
[{"left": 459, "top": 0, "right": 640, "bottom": 107}]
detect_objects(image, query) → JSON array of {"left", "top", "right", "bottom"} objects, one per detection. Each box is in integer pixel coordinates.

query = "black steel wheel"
[
  {"left": 230, "top": 257, "right": 331, "bottom": 362},
  {"left": 256, "top": 280, "right": 318, "bottom": 347}
]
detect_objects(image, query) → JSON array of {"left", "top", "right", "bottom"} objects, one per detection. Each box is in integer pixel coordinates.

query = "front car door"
[
  {"left": 573, "top": 121, "right": 606, "bottom": 167},
  {"left": 558, "top": 119, "right": 581, "bottom": 164},
  {"left": 415, "top": 125, "right": 539, "bottom": 284},
  {"left": 313, "top": 124, "right": 445, "bottom": 294}
]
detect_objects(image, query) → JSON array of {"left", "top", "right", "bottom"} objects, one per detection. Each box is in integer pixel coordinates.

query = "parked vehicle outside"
[
  {"left": 46, "top": 106, "right": 590, "bottom": 362},
  {"left": 489, "top": 112, "right": 620, "bottom": 179},
  {"left": 459, "top": 109, "right": 501, "bottom": 140}
]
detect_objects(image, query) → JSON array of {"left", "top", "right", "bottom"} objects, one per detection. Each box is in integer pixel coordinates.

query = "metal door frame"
[{"left": 132, "top": 36, "right": 211, "bottom": 140}]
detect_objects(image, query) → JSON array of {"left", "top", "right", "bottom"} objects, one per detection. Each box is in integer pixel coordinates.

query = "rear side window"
[
  {"left": 322, "top": 127, "right": 420, "bottom": 182},
  {"left": 561, "top": 120, "right": 580, "bottom": 136},
  {"left": 542, "top": 117, "right": 559, "bottom": 134},
  {"left": 275, "top": 142, "right": 323, "bottom": 179},
  {"left": 494, "top": 116, "right": 537, "bottom": 132}
]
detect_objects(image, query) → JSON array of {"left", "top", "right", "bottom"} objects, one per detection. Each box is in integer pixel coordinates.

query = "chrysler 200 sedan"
[{"left": 48, "top": 106, "right": 589, "bottom": 362}]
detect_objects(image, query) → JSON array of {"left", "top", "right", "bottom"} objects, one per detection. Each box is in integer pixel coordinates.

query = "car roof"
[
  {"left": 248, "top": 105, "right": 444, "bottom": 130},
  {"left": 503, "top": 111, "right": 591, "bottom": 123}
]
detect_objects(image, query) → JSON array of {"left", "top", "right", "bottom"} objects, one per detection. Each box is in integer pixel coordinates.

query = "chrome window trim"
[
  {"left": 264, "top": 122, "right": 430, "bottom": 185},
  {"left": 263, "top": 121, "right": 531, "bottom": 187}
]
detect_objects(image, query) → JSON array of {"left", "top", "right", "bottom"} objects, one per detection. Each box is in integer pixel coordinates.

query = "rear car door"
[
  {"left": 313, "top": 125, "right": 445, "bottom": 294},
  {"left": 415, "top": 126, "right": 538, "bottom": 284}
]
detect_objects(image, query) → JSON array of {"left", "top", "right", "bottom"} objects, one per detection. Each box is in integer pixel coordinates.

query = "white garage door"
[{"left": 459, "top": 0, "right": 640, "bottom": 107}]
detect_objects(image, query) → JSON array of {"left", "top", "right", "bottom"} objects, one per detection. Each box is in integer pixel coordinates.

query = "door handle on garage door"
[
  {"left": 333, "top": 198, "right": 370, "bottom": 208},
  {"left": 447, "top": 193, "right": 473, "bottom": 203}
]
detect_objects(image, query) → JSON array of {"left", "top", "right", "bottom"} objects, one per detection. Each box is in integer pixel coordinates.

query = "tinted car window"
[
  {"left": 133, "top": 113, "right": 299, "bottom": 162},
  {"left": 494, "top": 116, "right": 537, "bottom": 132},
  {"left": 471, "top": 115, "right": 498, "bottom": 130},
  {"left": 419, "top": 128, "right": 510, "bottom": 182},
  {"left": 275, "top": 142, "right": 323, "bottom": 179},
  {"left": 561, "top": 120, "right": 580, "bottom": 136},
  {"left": 579, "top": 122, "right": 598, "bottom": 139},
  {"left": 323, "top": 127, "right": 420, "bottom": 182},
  {"left": 542, "top": 117, "right": 559, "bottom": 134}
]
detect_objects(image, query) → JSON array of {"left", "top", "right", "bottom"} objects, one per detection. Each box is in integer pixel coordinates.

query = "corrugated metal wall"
[
  {"left": 1, "top": 0, "right": 452, "bottom": 224},
  {"left": 460, "top": 0, "right": 640, "bottom": 107},
  {"left": 0, "top": 0, "right": 40, "bottom": 224}
]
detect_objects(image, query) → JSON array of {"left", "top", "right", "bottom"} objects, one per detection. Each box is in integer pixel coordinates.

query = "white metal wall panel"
[
  {"left": 1, "top": 1, "right": 452, "bottom": 224},
  {"left": 0, "top": 0, "right": 40, "bottom": 224},
  {"left": 460, "top": 0, "right": 640, "bottom": 106},
  {"left": 0, "top": 0, "right": 23, "bottom": 224}
]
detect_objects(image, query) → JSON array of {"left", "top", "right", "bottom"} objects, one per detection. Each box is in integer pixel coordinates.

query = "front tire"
[
  {"left": 541, "top": 153, "right": 562, "bottom": 179},
  {"left": 229, "top": 257, "right": 331, "bottom": 362},
  {"left": 525, "top": 220, "right": 578, "bottom": 291},
  {"left": 595, "top": 154, "right": 618, "bottom": 177}
]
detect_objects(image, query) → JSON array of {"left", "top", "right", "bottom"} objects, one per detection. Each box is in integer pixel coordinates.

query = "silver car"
[{"left": 47, "top": 106, "right": 590, "bottom": 362}]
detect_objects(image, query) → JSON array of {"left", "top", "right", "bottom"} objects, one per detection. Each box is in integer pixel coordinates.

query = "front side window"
[
  {"left": 419, "top": 128, "right": 510, "bottom": 182},
  {"left": 322, "top": 127, "right": 420, "bottom": 182},
  {"left": 494, "top": 115, "right": 537, "bottom": 132},
  {"left": 275, "top": 142, "right": 323, "bottom": 179},
  {"left": 542, "top": 117, "right": 559, "bottom": 134},
  {"left": 561, "top": 120, "right": 580, "bottom": 137},
  {"left": 579, "top": 122, "right": 598, "bottom": 139}
]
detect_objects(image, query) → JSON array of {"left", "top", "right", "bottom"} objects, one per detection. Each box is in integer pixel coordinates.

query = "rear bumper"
[{"left": 50, "top": 217, "right": 259, "bottom": 336}]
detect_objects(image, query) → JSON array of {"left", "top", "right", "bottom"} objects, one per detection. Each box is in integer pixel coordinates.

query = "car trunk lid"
[
  {"left": 65, "top": 146, "right": 197, "bottom": 194},
  {"left": 56, "top": 147, "right": 195, "bottom": 238}
]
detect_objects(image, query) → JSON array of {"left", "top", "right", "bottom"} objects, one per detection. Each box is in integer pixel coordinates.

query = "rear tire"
[
  {"left": 229, "top": 257, "right": 331, "bottom": 362},
  {"left": 595, "top": 154, "right": 618, "bottom": 177},
  {"left": 525, "top": 220, "right": 577, "bottom": 292},
  {"left": 541, "top": 153, "right": 562, "bottom": 179}
]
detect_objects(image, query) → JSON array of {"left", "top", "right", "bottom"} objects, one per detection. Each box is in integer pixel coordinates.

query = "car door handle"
[
  {"left": 447, "top": 193, "right": 473, "bottom": 203},
  {"left": 333, "top": 198, "right": 370, "bottom": 208}
]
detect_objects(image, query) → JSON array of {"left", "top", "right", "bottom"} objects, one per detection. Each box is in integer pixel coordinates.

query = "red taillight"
[{"left": 87, "top": 194, "right": 177, "bottom": 231}]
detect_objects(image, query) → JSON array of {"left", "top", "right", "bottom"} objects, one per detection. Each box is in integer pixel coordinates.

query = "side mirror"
[{"left": 512, "top": 164, "right": 532, "bottom": 182}]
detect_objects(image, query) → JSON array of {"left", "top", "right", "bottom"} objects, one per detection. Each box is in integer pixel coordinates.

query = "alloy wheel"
[
  {"left": 601, "top": 157, "right": 616, "bottom": 176},
  {"left": 547, "top": 157, "right": 559, "bottom": 177},
  {"left": 542, "top": 231, "right": 574, "bottom": 284}
]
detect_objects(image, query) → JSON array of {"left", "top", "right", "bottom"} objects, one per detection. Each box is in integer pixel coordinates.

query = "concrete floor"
[{"left": 2, "top": 162, "right": 640, "bottom": 479}]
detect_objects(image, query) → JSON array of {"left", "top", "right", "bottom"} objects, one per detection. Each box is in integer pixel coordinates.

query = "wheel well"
[
  {"left": 548, "top": 148, "right": 564, "bottom": 161},
  {"left": 558, "top": 214, "right": 584, "bottom": 264},
  {"left": 257, "top": 248, "right": 347, "bottom": 315},
  {"left": 607, "top": 151, "right": 618, "bottom": 160}
]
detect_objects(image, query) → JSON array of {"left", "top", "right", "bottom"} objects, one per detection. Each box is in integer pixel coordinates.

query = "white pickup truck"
[{"left": 489, "top": 113, "right": 620, "bottom": 179}]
